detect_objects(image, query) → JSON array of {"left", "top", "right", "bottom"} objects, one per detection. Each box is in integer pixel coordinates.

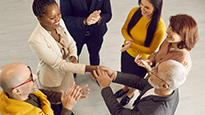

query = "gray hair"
[{"left": 159, "top": 60, "right": 187, "bottom": 91}]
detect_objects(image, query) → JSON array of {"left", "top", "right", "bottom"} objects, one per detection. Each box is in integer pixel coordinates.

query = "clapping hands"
[
  {"left": 86, "top": 10, "right": 101, "bottom": 25},
  {"left": 61, "top": 82, "right": 89, "bottom": 110}
]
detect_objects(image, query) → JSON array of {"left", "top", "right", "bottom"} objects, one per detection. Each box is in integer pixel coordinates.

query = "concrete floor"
[{"left": 0, "top": 0, "right": 205, "bottom": 114}]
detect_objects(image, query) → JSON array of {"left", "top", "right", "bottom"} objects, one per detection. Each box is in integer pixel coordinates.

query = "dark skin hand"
[
  {"left": 85, "top": 65, "right": 98, "bottom": 76},
  {"left": 70, "top": 56, "right": 78, "bottom": 63}
]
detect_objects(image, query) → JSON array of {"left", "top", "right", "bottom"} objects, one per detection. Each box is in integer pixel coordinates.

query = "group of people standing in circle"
[
  {"left": 28, "top": 0, "right": 199, "bottom": 113},
  {"left": 0, "top": 0, "right": 199, "bottom": 115}
]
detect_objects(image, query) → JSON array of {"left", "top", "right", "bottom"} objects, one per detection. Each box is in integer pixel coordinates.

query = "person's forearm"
[
  {"left": 101, "top": 87, "right": 133, "bottom": 115},
  {"left": 114, "top": 72, "right": 148, "bottom": 91},
  {"left": 60, "top": 108, "right": 73, "bottom": 115},
  {"left": 85, "top": 65, "right": 97, "bottom": 73},
  {"left": 39, "top": 89, "right": 61, "bottom": 104}
]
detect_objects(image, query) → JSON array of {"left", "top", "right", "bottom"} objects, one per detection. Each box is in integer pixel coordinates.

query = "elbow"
[
  {"left": 148, "top": 49, "right": 155, "bottom": 54},
  {"left": 121, "top": 28, "right": 126, "bottom": 35}
]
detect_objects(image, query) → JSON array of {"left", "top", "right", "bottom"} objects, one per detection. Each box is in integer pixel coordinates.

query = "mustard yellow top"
[
  {"left": 0, "top": 90, "right": 54, "bottom": 115},
  {"left": 121, "top": 7, "right": 166, "bottom": 59}
]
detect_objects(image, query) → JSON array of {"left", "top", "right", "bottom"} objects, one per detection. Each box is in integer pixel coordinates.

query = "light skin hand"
[
  {"left": 79, "top": 84, "right": 90, "bottom": 99},
  {"left": 93, "top": 66, "right": 115, "bottom": 89},
  {"left": 120, "top": 39, "right": 133, "bottom": 52},
  {"left": 134, "top": 54, "right": 153, "bottom": 71},
  {"left": 102, "top": 66, "right": 116, "bottom": 79},
  {"left": 61, "top": 82, "right": 89, "bottom": 110},
  {"left": 90, "top": 65, "right": 103, "bottom": 80},
  {"left": 134, "top": 54, "right": 142, "bottom": 66},
  {"left": 136, "top": 59, "right": 152, "bottom": 72},
  {"left": 87, "top": 10, "right": 101, "bottom": 25}
]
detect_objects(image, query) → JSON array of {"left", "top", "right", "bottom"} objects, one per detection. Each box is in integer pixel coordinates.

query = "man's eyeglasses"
[
  {"left": 150, "top": 71, "right": 169, "bottom": 87},
  {"left": 12, "top": 66, "right": 34, "bottom": 90}
]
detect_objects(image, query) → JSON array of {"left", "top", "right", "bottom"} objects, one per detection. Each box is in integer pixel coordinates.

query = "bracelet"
[{"left": 84, "top": 18, "right": 88, "bottom": 25}]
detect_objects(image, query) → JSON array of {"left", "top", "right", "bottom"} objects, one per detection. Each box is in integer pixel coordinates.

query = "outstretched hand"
[
  {"left": 93, "top": 66, "right": 115, "bottom": 89},
  {"left": 121, "top": 39, "right": 133, "bottom": 52},
  {"left": 85, "top": 65, "right": 98, "bottom": 77},
  {"left": 61, "top": 82, "right": 89, "bottom": 110},
  {"left": 134, "top": 55, "right": 152, "bottom": 72},
  {"left": 79, "top": 84, "right": 89, "bottom": 99},
  {"left": 102, "top": 66, "right": 115, "bottom": 77}
]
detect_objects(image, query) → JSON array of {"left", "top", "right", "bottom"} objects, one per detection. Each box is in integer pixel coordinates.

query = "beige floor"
[{"left": 0, "top": 0, "right": 205, "bottom": 115}]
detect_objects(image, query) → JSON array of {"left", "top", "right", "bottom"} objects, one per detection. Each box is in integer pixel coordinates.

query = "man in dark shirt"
[
  {"left": 60, "top": 0, "right": 112, "bottom": 66},
  {"left": 93, "top": 60, "right": 187, "bottom": 115},
  {"left": 0, "top": 63, "right": 89, "bottom": 115}
]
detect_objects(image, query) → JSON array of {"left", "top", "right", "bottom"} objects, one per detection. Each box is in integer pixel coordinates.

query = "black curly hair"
[{"left": 32, "top": 0, "right": 57, "bottom": 17}]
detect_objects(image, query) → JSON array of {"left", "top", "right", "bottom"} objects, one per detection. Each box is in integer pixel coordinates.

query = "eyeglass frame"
[
  {"left": 12, "top": 66, "right": 34, "bottom": 90},
  {"left": 149, "top": 71, "right": 170, "bottom": 87}
]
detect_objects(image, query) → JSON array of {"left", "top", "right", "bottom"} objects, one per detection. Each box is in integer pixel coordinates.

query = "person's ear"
[
  {"left": 12, "top": 87, "right": 21, "bottom": 95},
  {"left": 37, "top": 17, "right": 43, "bottom": 23}
]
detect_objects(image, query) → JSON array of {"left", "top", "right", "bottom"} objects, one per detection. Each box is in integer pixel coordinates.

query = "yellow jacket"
[{"left": 0, "top": 90, "right": 54, "bottom": 115}]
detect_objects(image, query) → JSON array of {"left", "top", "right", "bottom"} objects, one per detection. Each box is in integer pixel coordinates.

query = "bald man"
[{"left": 0, "top": 63, "right": 89, "bottom": 115}]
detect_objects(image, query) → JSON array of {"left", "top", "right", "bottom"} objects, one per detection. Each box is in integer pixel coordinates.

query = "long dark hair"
[{"left": 127, "top": 0, "right": 163, "bottom": 47}]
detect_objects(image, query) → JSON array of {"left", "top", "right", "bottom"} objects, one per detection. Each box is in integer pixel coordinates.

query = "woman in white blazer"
[{"left": 29, "top": 0, "right": 95, "bottom": 93}]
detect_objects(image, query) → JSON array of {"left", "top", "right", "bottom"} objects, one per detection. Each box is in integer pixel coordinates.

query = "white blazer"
[{"left": 28, "top": 19, "right": 85, "bottom": 88}]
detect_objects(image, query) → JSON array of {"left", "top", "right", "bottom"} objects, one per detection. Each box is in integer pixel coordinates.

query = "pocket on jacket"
[{"left": 37, "top": 64, "right": 65, "bottom": 87}]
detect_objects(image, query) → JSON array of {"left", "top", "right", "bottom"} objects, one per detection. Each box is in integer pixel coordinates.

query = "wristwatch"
[{"left": 98, "top": 17, "right": 102, "bottom": 24}]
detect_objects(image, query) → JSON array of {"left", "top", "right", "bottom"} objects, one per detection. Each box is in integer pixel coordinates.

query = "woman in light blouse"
[
  {"left": 135, "top": 14, "right": 198, "bottom": 78},
  {"left": 29, "top": 0, "right": 96, "bottom": 114}
]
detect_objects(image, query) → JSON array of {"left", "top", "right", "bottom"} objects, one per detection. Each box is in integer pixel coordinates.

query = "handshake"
[
  {"left": 90, "top": 66, "right": 117, "bottom": 89},
  {"left": 85, "top": 65, "right": 117, "bottom": 89}
]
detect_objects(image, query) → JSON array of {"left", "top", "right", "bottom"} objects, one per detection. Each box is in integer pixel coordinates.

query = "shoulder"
[
  {"left": 32, "top": 90, "right": 47, "bottom": 97},
  {"left": 128, "top": 7, "right": 140, "bottom": 15},
  {"left": 169, "top": 49, "right": 191, "bottom": 69},
  {"left": 178, "top": 49, "right": 191, "bottom": 64},
  {"left": 28, "top": 23, "right": 50, "bottom": 43},
  {"left": 131, "top": 7, "right": 140, "bottom": 12},
  {"left": 175, "top": 49, "right": 190, "bottom": 58},
  {"left": 156, "top": 17, "right": 166, "bottom": 31},
  {"left": 158, "top": 18, "right": 166, "bottom": 27},
  {"left": 28, "top": 24, "right": 44, "bottom": 42}
]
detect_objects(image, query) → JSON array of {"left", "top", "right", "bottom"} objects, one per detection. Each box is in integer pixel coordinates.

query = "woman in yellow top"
[{"left": 114, "top": 0, "right": 166, "bottom": 106}]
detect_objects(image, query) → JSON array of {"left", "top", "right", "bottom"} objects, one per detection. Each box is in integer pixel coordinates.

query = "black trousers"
[
  {"left": 121, "top": 51, "right": 147, "bottom": 78},
  {"left": 76, "top": 36, "right": 103, "bottom": 65}
]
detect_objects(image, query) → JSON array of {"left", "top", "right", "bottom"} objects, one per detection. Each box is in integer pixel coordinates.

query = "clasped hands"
[
  {"left": 90, "top": 57, "right": 152, "bottom": 89},
  {"left": 86, "top": 10, "right": 101, "bottom": 25},
  {"left": 92, "top": 66, "right": 117, "bottom": 89}
]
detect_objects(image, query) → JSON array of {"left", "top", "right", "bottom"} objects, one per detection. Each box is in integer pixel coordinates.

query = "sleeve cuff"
[{"left": 61, "top": 108, "right": 73, "bottom": 115}]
